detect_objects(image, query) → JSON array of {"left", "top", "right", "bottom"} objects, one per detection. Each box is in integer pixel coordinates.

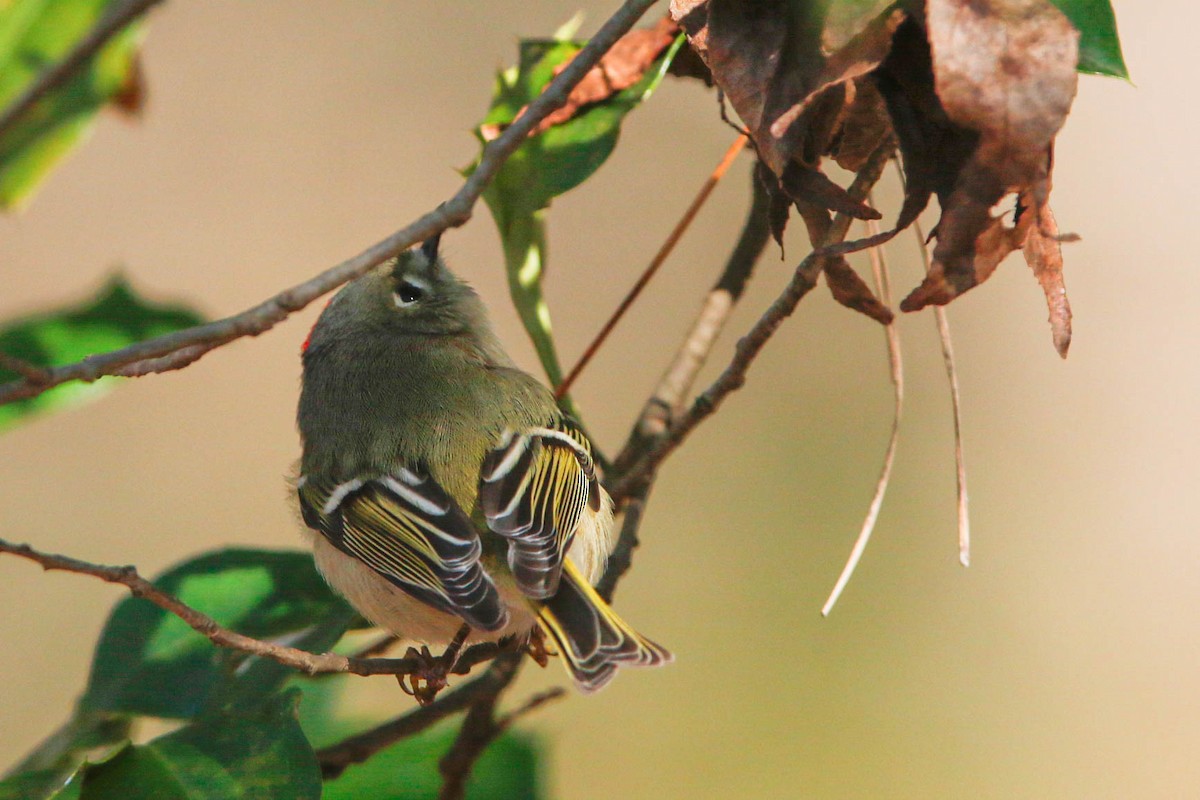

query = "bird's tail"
[{"left": 535, "top": 558, "right": 672, "bottom": 693}]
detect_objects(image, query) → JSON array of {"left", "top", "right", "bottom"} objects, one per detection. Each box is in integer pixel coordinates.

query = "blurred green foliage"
[
  {"left": 0, "top": 277, "right": 204, "bottom": 431},
  {"left": 0, "top": 0, "right": 143, "bottom": 208}
]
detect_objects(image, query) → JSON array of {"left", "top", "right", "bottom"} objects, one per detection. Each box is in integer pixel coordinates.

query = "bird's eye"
[{"left": 394, "top": 281, "right": 424, "bottom": 307}]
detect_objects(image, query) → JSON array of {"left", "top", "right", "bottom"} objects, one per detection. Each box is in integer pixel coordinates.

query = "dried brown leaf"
[
  {"left": 536, "top": 16, "right": 679, "bottom": 133},
  {"left": 901, "top": 0, "right": 1079, "bottom": 310},
  {"left": 829, "top": 79, "right": 892, "bottom": 172},
  {"left": 1023, "top": 203, "right": 1072, "bottom": 357},
  {"left": 825, "top": 257, "right": 896, "bottom": 324},
  {"left": 755, "top": 159, "right": 791, "bottom": 253},
  {"left": 901, "top": 195, "right": 1033, "bottom": 310},
  {"left": 769, "top": 7, "right": 905, "bottom": 143},
  {"left": 795, "top": 199, "right": 893, "bottom": 324}
]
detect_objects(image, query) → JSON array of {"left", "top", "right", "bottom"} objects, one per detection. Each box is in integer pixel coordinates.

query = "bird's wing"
[
  {"left": 478, "top": 417, "right": 600, "bottom": 599},
  {"left": 298, "top": 466, "right": 508, "bottom": 631}
]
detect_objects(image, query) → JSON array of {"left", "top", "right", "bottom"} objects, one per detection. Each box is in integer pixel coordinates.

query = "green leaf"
[
  {"left": 1050, "top": 0, "right": 1129, "bottom": 79},
  {"left": 323, "top": 724, "right": 543, "bottom": 800},
  {"left": 0, "top": 275, "right": 204, "bottom": 432},
  {"left": 0, "top": 712, "right": 129, "bottom": 800},
  {"left": 469, "top": 32, "right": 684, "bottom": 415},
  {"left": 0, "top": 767, "right": 82, "bottom": 800},
  {"left": 0, "top": 0, "right": 144, "bottom": 208},
  {"left": 78, "top": 690, "right": 321, "bottom": 800},
  {"left": 81, "top": 548, "right": 365, "bottom": 720}
]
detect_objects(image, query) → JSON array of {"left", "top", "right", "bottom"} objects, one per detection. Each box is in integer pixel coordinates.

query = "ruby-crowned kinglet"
[{"left": 295, "top": 237, "right": 670, "bottom": 692}]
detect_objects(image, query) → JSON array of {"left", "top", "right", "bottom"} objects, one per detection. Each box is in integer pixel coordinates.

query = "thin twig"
[
  {"left": 316, "top": 650, "right": 523, "bottom": 781},
  {"left": 596, "top": 484, "right": 653, "bottom": 602},
  {"left": 436, "top": 651, "right": 525, "bottom": 800},
  {"left": 617, "top": 162, "right": 772, "bottom": 459},
  {"left": 0, "top": 352, "right": 51, "bottom": 384},
  {"left": 601, "top": 164, "right": 771, "bottom": 596},
  {"left": 0, "top": 538, "right": 498, "bottom": 678},
  {"left": 0, "top": 0, "right": 662, "bottom": 408},
  {"left": 555, "top": 133, "right": 749, "bottom": 400},
  {"left": 497, "top": 687, "right": 566, "bottom": 728},
  {"left": 610, "top": 139, "right": 895, "bottom": 502},
  {"left": 822, "top": 210, "right": 904, "bottom": 616},
  {"left": 0, "top": 0, "right": 165, "bottom": 143},
  {"left": 913, "top": 218, "right": 971, "bottom": 566}
]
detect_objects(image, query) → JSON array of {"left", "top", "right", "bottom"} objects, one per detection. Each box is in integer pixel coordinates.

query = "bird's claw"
[{"left": 397, "top": 625, "right": 471, "bottom": 705}]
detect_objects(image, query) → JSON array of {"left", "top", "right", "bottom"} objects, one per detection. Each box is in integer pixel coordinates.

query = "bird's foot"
[
  {"left": 525, "top": 625, "right": 556, "bottom": 668},
  {"left": 397, "top": 625, "right": 471, "bottom": 706}
]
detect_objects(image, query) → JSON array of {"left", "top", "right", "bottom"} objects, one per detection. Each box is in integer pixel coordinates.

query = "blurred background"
[{"left": 0, "top": 2, "right": 1193, "bottom": 798}]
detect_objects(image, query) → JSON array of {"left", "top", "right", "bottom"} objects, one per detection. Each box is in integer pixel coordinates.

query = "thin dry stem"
[
  {"left": 556, "top": 133, "right": 748, "bottom": 400},
  {"left": 914, "top": 218, "right": 971, "bottom": 566},
  {"left": 822, "top": 211, "right": 904, "bottom": 616}
]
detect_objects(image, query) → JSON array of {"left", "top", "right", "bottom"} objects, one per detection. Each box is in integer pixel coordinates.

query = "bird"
[{"left": 295, "top": 235, "right": 670, "bottom": 697}]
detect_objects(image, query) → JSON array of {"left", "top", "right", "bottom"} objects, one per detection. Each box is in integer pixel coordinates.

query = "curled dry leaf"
[
  {"left": 535, "top": 16, "right": 680, "bottom": 133},
  {"left": 671, "top": 0, "right": 893, "bottom": 221},
  {"left": 901, "top": 0, "right": 1079, "bottom": 312},
  {"left": 828, "top": 78, "right": 892, "bottom": 173},
  {"left": 769, "top": 7, "right": 905, "bottom": 143},
  {"left": 1023, "top": 203, "right": 1072, "bottom": 357},
  {"left": 795, "top": 199, "right": 893, "bottom": 325}
]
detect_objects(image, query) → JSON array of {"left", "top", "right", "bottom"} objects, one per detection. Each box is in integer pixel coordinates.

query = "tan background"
[{"left": 0, "top": 2, "right": 1193, "bottom": 798}]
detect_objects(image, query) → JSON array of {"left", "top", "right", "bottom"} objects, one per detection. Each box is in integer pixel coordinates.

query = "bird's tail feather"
[{"left": 536, "top": 559, "right": 672, "bottom": 693}]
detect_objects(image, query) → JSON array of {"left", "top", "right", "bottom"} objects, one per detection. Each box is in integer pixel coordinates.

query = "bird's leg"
[{"left": 397, "top": 624, "right": 472, "bottom": 705}]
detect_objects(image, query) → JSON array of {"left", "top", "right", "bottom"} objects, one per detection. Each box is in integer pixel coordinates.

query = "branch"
[
  {"left": 613, "top": 162, "right": 772, "bottom": 472},
  {"left": 315, "top": 649, "right": 524, "bottom": 780},
  {"left": 0, "top": 0, "right": 165, "bottom": 143},
  {"left": 434, "top": 652, "right": 523, "bottom": 800},
  {"left": 0, "top": 352, "right": 51, "bottom": 384},
  {"left": 609, "top": 139, "right": 895, "bottom": 502},
  {"left": 0, "top": 0, "right": 662, "bottom": 408},
  {"left": 597, "top": 164, "right": 770, "bottom": 599},
  {"left": 0, "top": 537, "right": 499, "bottom": 678},
  {"left": 555, "top": 133, "right": 748, "bottom": 400}
]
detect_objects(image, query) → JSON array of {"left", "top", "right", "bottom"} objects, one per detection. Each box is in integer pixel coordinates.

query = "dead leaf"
[
  {"left": 795, "top": 199, "right": 893, "bottom": 324},
  {"left": 769, "top": 7, "right": 905, "bottom": 143},
  {"left": 755, "top": 160, "right": 791, "bottom": 253},
  {"left": 901, "top": 0, "right": 1079, "bottom": 310},
  {"left": 535, "top": 16, "right": 679, "bottom": 133},
  {"left": 828, "top": 79, "right": 892, "bottom": 172},
  {"left": 901, "top": 193, "right": 1033, "bottom": 310},
  {"left": 111, "top": 54, "right": 146, "bottom": 117},
  {"left": 825, "top": 257, "right": 896, "bottom": 324},
  {"left": 1023, "top": 202, "right": 1072, "bottom": 357}
]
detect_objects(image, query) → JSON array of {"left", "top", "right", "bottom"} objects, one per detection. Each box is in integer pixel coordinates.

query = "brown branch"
[
  {"left": 0, "top": 0, "right": 662, "bottom": 408},
  {"left": 315, "top": 649, "right": 524, "bottom": 781},
  {"left": 614, "top": 162, "right": 772, "bottom": 471},
  {"left": 0, "top": 352, "right": 51, "bottom": 384},
  {"left": 0, "top": 537, "right": 498, "bottom": 678},
  {"left": 437, "top": 651, "right": 526, "bottom": 800},
  {"left": 555, "top": 133, "right": 748, "bottom": 400},
  {"left": 0, "top": 0, "right": 165, "bottom": 143},
  {"left": 609, "top": 139, "right": 895, "bottom": 502}
]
